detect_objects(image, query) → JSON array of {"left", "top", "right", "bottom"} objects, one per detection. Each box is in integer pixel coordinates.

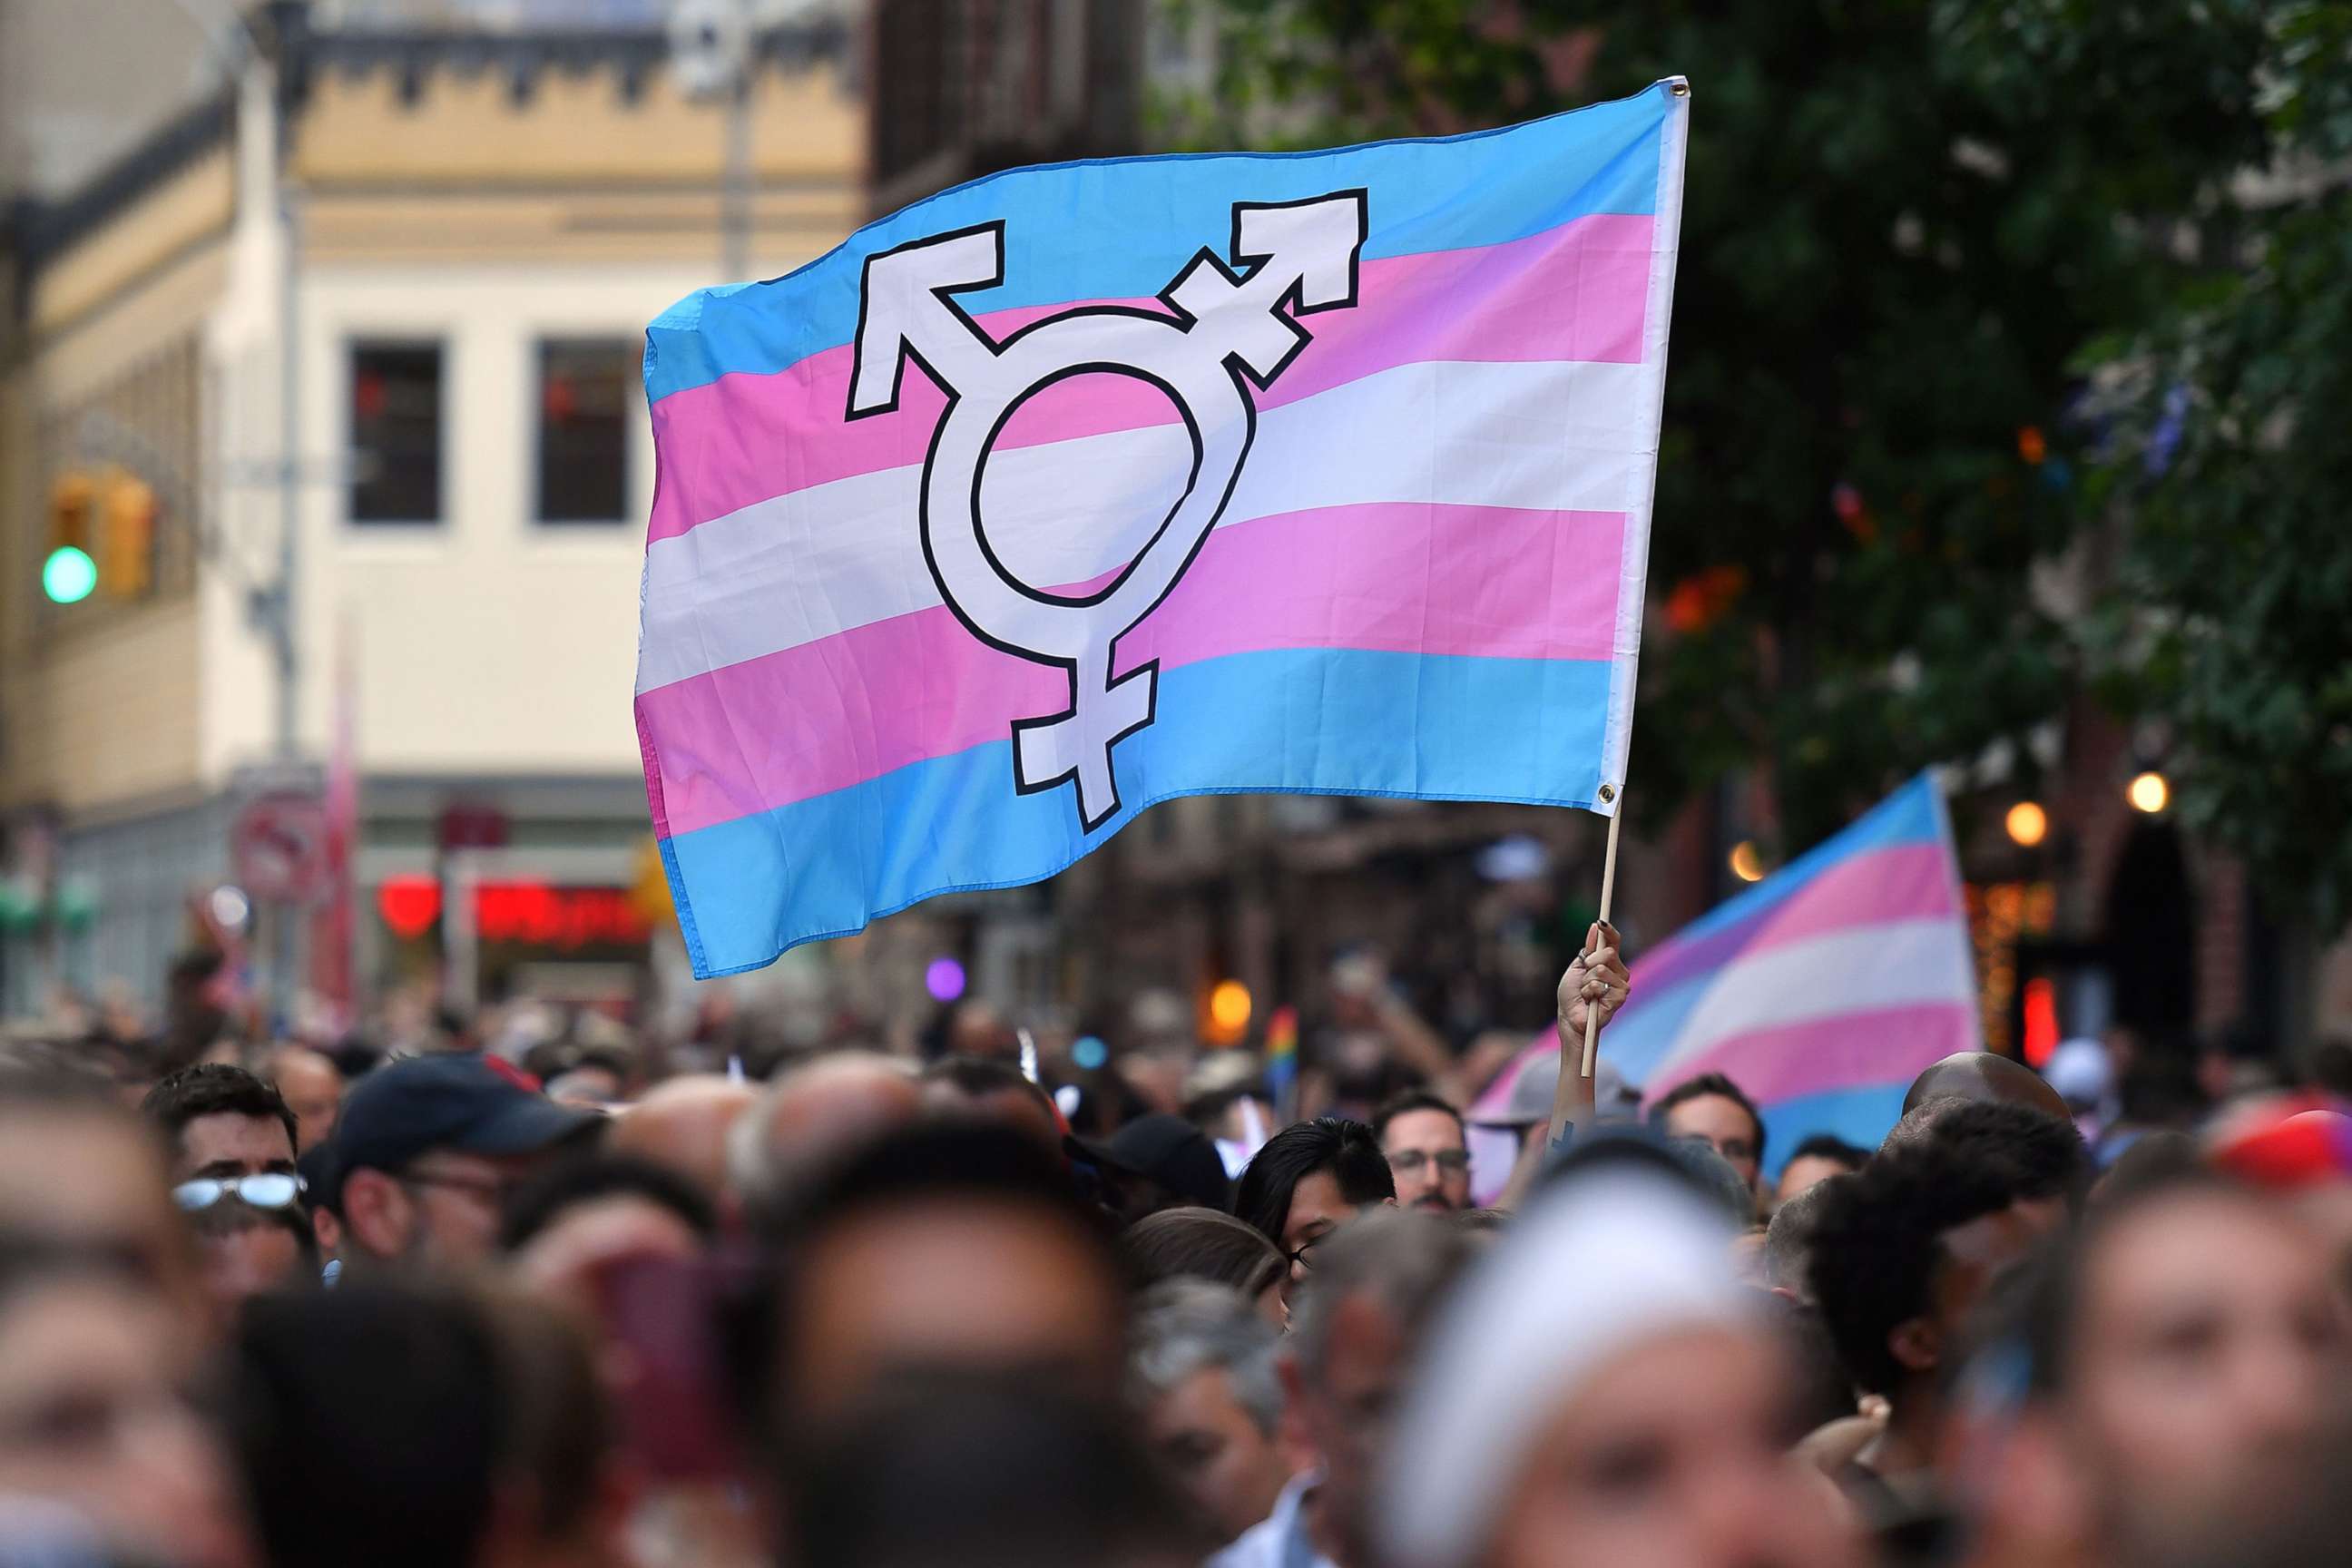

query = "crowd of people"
[{"left": 3, "top": 924, "right": 2351, "bottom": 1568}]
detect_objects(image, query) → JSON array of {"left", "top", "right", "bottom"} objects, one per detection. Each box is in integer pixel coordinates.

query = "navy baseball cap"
[
  {"left": 315, "top": 1052, "right": 599, "bottom": 1212},
  {"left": 1068, "top": 1112, "right": 1231, "bottom": 1211}
]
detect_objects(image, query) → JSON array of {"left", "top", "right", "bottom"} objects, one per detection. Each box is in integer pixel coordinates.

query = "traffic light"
[
  {"left": 43, "top": 472, "right": 96, "bottom": 605},
  {"left": 99, "top": 471, "right": 156, "bottom": 598}
]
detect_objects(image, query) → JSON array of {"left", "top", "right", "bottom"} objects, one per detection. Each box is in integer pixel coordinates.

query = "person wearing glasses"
[
  {"left": 314, "top": 1054, "right": 601, "bottom": 1276},
  {"left": 142, "top": 1063, "right": 318, "bottom": 1323},
  {"left": 1371, "top": 1091, "right": 1473, "bottom": 1213}
]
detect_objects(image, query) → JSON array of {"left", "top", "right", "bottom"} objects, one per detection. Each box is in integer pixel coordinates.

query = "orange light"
[
  {"left": 1207, "top": 980, "right": 1253, "bottom": 1044},
  {"left": 2004, "top": 800, "right": 2048, "bottom": 848},
  {"left": 2021, "top": 976, "right": 2060, "bottom": 1067},
  {"left": 1728, "top": 840, "right": 1766, "bottom": 883},
  {"left": 2127, "top": 771, "right": 2170, "bottom": 815},
  {"left": 2017, "top": 426, "right": 2047, "bottom": 465}
]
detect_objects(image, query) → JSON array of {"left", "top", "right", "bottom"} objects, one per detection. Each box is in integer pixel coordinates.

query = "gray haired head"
[
  {"left": 1286, "top": 1207, "right": 1475, "bottom": 1388},
  {"left": 1127, "top": 1279, "right": 1283, "bottom": 1436}
]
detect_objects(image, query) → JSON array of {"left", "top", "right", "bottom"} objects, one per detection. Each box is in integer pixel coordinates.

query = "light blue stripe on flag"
[
  {"left": 667, "top": 649, "right": 1612, "bottom": 975},
  {"left": 1760, "top": 1083, "right": 1910, "bottom": 1176},
  {"left": 644, "top": 83, "right": 1674, "bottom": 403}
]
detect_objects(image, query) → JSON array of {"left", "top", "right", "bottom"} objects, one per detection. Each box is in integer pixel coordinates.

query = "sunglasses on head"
[{"left": 172, "top": 1172, "right": 306, "bottom": 1212}]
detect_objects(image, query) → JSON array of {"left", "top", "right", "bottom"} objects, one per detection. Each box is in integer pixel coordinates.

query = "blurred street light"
[
  {"left": 1728, "top": 840, "right": 1766, "bottom": 883},
  {"left": 41, "top": 545, "right": 97, "bottom": 605},
  {"left": 2005, "top": 800, "right": 2049, "bottom": 848},
  {"left": 2128, "top": 771, "right": 2171, "bottom": 815},
  {"left": 1207, "top": 979, "right": 1252, "bottom": 1043}
]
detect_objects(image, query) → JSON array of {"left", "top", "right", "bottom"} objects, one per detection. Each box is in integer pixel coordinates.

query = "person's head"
[
  {"left": 142, "top": 1065, "right": 300, "bottom": 1231},
  {"left": 1957, "top": 1171, "right": 2348, "bottom": 1568},
  {"left": 727, "top": 1050, "right": 923, "bottom": 1226},
  {"left": 1903, "top": 1049, "right": 2069, "bottom": 1120},
  {"left": 604, "top": 1073, "right": 755, "bottom": 1208},
  {"left": 1650, "top": 1073, "right": 1768, "bottom": 1191},
  {"left": 187, "top": 1196, "right": 317, "bottom": 1324},
  {"left": 319, "top": 1053, "right": 601, "bottom": 1273},
  {"left": 1119, "top": 1207, "right": 1288, "bottom": 1328},
  {"left": 227, "top": 1285, "right": 505, "bottom": 1568},
  {"left": 921, "top": 1056, "right": 1063, "bottom": 1152},
  {"left": 782, "top": 1376, "right": 1197, "bottom": 1568},
  {"left": 1285, "top": 1209, "right": 1475, "bottom": 1564},
  {"left": 766, "top": 1120, "right": 1128, "bottom": 1434},
  {"left": 499, "top": 1153, "right": 716, "bottom": 1307},
  {"left": 1127, "top": 1280, "right": 1292, "bottom": 1542},
  {"left": 1232, "top": 1117, "right": 1396, "bottom": 1279},
  {"left": 1773, "top": 1132, "right": 1867, "bottom": 1208},
  {"left": 1373, "top": 1090, "right": 1471, "bottom": 1213},
  {"left": 264, "top": 1046, "right": 344, "bottom": 1155},
  {"left": 1072, "top": 1112, "right": 1232, "bottom": 1222},
  {"left": 0, "top": 1068, "right": 191, "bottom": 1308},
  {"left": 0, "top": 1237, "right": 249, "bottom": 1568},
  {"left": 1383, "top": 1152, "right": 1854, "bottom": 1568},
  {"left": 474, "top": 1289, "right": 629, "bottom": 1568},
  {"left": 1808, "top": 1102, "right": 2082, "bottom": 1414},
  {"left": 1762, "top": 1172, "right": 1841, "bottom": 1302}
]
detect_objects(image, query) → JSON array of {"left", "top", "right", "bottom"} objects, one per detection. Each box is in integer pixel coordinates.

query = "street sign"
[{"left": 232, "top": 793, "right": 328, "bottom": 905}]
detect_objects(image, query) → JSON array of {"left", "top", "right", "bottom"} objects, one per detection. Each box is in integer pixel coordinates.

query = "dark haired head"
[
  {"left": 1231, "top": 1118, "right": 1395, "bottom": 1249},
  {"left": 1649, "top": 1072, "right": 1768, "bottom": 1170},
  {"left": 1371, "top": 1090, "right": 1465, "bottom": 1142},
  {"left": 1118, "top": 1207, "right": 1285, "bottom": 1301},
  {"left": 141, "top": 1063, "right": 299, "bottom": 1166},
  {"left": 1806, "top": 1127, "right": 2036, "bottom": 1396},
  {"left": 1785, "top": 1132, "right": 1870, "bottom": 1173},
  {"left": 499, "top": 1152, "right": 719, "bottom": 1254},
  {"left": 919, "top": 1055, "right": 1061, "bottom": 1144},
  {"left": 228, "top": 1287, "right": 505, "bottom": 1568},
  {"left": 758, "top": 1121, "right": 1128, "bottom": 1444},
  {"left": 1917, "top": 1100, "right": 2089, "bottom": 1212}
]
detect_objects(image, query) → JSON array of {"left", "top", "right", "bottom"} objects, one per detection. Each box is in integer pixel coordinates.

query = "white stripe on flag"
[
  {"left": 636, "top": 357, "right": 1651, "bottom": 694},
  {"left": 1646, "top": 917, "right": 1976, "bottom": 1081}
]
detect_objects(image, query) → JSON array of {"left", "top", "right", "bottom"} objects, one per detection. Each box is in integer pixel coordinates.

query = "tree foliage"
[
  {"left": 2082, "top": 2, "right": 2352, "bottom": 934},
  {"left": 1164, "top": 0, "right": 2275, "bottom": 853}
]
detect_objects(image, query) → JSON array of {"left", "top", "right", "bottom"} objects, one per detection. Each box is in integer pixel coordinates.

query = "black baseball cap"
[
  {"left": 315, "top": 1052, "right": 599, "bottom": 1212},
  {"left": 1067, "top": 1112, "right": 1231, "bottom": 1211}
]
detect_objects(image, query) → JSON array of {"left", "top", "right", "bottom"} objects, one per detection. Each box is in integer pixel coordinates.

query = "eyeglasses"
[
  {"left": 1286, "top": 1234, "right": 1324, "bottom": 1274},
  {"left": 1387, "top": 1149, "right": 1471, "bottom": 1175},
  {"left": 173, "top": 1172, "right": 305, "bottom": 1211}
]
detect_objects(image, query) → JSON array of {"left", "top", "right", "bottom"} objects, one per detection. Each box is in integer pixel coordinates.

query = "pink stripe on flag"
[
  {"left": 641, "top": 502, "right": 1624, "bottom": 837},
  {"left": 645, "top": 213, "right": 1656, "bottom": 544},
  {"left": 1642, "top": 1002, "right": 1979, "bottom": 1108},
  {"left": 1635, "top": 844, "right": 1965, "bottom": 997}
]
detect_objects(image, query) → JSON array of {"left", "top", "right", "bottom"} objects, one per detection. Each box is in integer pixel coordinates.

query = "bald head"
[
  {"left": 730, "top": 1052, "right": 923, "bottom": 1220},
  {"left": 608, "top": 1075, "right": 758, "bottom": 1200},
  {"left": 1903, "top": 1051, "right": 2067, "bottom": 1121}
]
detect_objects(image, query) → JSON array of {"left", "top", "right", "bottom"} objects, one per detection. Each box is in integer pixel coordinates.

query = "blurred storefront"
[{"left": 0, "top": 4, "right": 864, "bottom": 1019}]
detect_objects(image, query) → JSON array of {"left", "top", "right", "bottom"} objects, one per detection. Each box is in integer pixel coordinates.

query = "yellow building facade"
[{"left": 0, "top": 16, "right": 864, "bottom": 1013}]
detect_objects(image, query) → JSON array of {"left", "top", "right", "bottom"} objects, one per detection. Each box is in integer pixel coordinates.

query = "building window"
[
  {"left": 348, "top": 342, "right": 444, "bottom": 524},
  {"left": 536, "top": 338, "right": 635, "bottom": 524}
]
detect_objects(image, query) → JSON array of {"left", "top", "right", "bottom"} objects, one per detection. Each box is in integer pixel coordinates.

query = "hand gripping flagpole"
[{"left": 1549, "top": 789, "right": 1623, "bottom": 1146}]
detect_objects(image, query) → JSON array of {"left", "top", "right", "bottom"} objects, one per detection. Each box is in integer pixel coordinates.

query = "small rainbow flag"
[{"left": 1264, "top": 1005, "right": 1301, "bottom": 1122}]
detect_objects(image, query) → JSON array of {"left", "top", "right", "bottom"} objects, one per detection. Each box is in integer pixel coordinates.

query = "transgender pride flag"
[
  {"left": 1473, "top": 772, "right": 1982, "bottom": 1169},
  {"left": 636, "top": 81, "right": 1690, "bottom": 976}
]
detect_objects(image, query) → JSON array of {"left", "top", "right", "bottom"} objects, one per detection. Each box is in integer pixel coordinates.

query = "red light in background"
[
  {"left": 2022, "top": 976, "right": 2060, "bottom": 1067},
  {"left": 377, "top": 877, "right": 440, "bottom": 938},
  {"left": 374, "top": 880, "right": 650, "bottom": 948}
]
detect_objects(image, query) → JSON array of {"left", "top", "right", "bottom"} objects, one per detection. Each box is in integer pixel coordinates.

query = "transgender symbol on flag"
[{"left": 848, "top": 190, "right": 1369, "bottom": 829}]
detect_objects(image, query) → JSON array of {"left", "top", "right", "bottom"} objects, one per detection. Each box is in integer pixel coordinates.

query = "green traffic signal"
[{"left": 42, "top": 545, "right": 97, "bottom": 605}]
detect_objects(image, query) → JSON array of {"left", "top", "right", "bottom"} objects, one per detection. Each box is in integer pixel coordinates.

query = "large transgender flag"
[
  {"left": 636, "top": 81, "right": 1690, "bottom": 977},
  {"left": 1473, "top": 773, "right": 1981, "bottom": 1169}
]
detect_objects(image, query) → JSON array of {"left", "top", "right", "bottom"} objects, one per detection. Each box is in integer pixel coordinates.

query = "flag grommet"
[{"left": 1598, "top": 783, "right": 1617, "bottom": 804}]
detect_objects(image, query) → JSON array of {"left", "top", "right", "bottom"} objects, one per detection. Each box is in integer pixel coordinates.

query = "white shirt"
[{"left": 1207, "top": 1470, "right": 1339, "bottom": 1568}]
